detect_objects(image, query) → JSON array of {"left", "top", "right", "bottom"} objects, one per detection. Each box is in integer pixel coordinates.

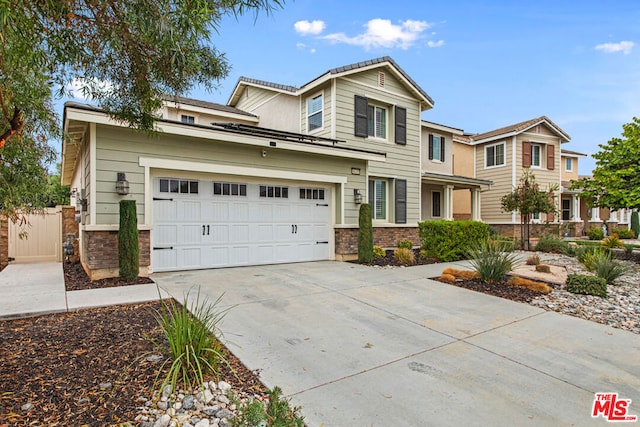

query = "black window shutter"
[
  {"left": 428, "top": 134, "right": 434, "bottom": 160},
  {"left": 440, "top": 137, "right": 445, "bottom": 162},
  {"left": 354, "top": 95, "right": 369, "bottom": 137},
  {"left": 395, "top": 179, "right": 407, "bottom": 224},
  {"left": 394, "top": 106, "right": 406, "bottom": 145}
]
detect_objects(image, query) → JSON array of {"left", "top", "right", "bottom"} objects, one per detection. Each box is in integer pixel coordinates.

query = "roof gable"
[{"left": 469, "top": 116, "right": 570, "bottom": 144}]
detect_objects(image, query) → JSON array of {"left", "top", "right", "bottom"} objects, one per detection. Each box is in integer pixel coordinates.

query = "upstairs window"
[
  {"left": 531, "top": 144, "right": 542, "bottom": 167},
  {"left": 486, "top": 142, "right": 505, "bottom": 168},
  {"left": 429, "top": 134, "right": 445, "bottom": 162},
  {"left": 307, "top": 93, "right": 323, "bottom": 132},
  {"left": 367, "top": 105, "right": 387, "bottom": 139},
  {"left": 565, "top": 157, "right": 573, "bottom": 172},
  {"left": 181, "top": 114, "right": 195, "bottom": 124}
]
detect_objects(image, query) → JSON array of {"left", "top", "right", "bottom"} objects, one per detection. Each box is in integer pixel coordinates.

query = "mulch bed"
[
  {"left": 0, "top": 298, "right": 266, "bottom": 426},
  {"left": 64, "top": 261, "right": 154, "bottom": 291},
  {"left": 441, "top": 278, "right": 548, "bottom": 303}
]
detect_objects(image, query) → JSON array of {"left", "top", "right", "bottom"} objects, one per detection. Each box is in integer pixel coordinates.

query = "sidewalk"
[{"left": 0, "top": 262, "right": 168, "bottom": 320}]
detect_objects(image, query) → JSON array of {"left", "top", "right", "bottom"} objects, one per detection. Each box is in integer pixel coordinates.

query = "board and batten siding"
[
  {"left": 93, "top": 124, "right": 365, "bottom": 225},
  {"left": 332, "top": 71, "right": 423, "bottom": 225}
]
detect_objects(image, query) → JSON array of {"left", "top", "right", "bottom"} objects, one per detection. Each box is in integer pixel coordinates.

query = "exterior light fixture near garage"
[
  {"left": 354, "top": 188, "right": 363, "bottom": 204},
  {"left": 116, "top": 172, "right": 130, "bottom": 195}
]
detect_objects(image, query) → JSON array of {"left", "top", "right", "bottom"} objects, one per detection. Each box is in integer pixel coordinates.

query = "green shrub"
[
  {"left": 613, "top": 228, "right": 635, "bottom": 239},
  {"left": 149, "top": 290, "right": 230, "bottom": 394},
  {"left": 632, "top": 211, "right": 640, "bottom": 239},
  {"left": 373, "top": 245, "right": 386, "bottom": 259},
  {"left": 590, "top": 251, "right": 629, "bottom": 285},
  {"left": 118, "top": 200, "right": 139, "bottom": 281},
  {"left": 419, "top": 220, "right": 490, "bottom": 262},
  {"left": 566, "top": 274, "right": 607, "bottom": 298},
  {"left": 394, "top": 247, "right": 415, "bottom": 265},
  {"left": 358, "top": 204, "right": 373, "bottom": 263},
  {"left": 624, "top": 244, "right": 634, "bottom": 255},
  {"left": 587, "top": 225, "right": 605, "bottom": 241},
  {"left": 526, "top": 254, "right": 540, "bottom": 265},
  {"left": 232, "top": 386, "right": 305, "bottom": 427},
  {"left": 535, "top": 234, "right": 570, "bottom": 254},
  {"left": 602, "top": 235, "right": 624, "bottom": 249},
  {"left": 466, "top": 239, "right": 521, "bottom": 283},
  {"left": 397, "top": 239, "right": 413, "bottom": 250},
  {"left": 575, "top": 245, "right": 604, "bottom": 267}
]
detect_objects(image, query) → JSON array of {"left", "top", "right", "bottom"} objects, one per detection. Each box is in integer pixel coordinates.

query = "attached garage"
[{"left": 152, "top": 177, "right": 332, "bottom": 272}]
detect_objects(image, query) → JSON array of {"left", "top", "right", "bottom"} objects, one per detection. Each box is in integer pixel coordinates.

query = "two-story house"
[{"left": 63, "top": 56, "right": 492, "bottom": 278}]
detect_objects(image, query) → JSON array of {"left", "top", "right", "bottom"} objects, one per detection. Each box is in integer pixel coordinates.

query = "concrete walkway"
[
  {"left": 0, "top": 262, "right": 168, "bottom": 319},
  {"left": 154, "top": 261, "right": 640, "bottom": 427}
]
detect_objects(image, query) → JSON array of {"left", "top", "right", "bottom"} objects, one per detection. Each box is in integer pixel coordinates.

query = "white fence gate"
[{"left": 8, "top": 207, "right": 62, "bottom": 263}]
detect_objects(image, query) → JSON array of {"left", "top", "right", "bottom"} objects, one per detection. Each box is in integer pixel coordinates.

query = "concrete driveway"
[{"left": 153, "top": 261, "right": 640, "bottom": 427}]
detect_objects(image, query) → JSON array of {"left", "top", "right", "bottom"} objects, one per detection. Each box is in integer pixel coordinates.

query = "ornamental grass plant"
[{"left": 466, "top": 239, "right": 521, "bottom": 283}]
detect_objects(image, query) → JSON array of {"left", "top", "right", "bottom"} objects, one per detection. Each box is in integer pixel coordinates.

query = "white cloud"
[
  {"left": 323, "top": 19, "right": 432, "bottom": 50},
  {"left": 66, "top": 78, "right": 113, "bottom": 100},
  {"left": 294, "top": 20, "right": 326, "bottom": 36},
  {"left": 594, "top": 41, "right": 634, "bottom": 55},
  {"left": 427, "top": 40, "right": 444, "bottom": 48}
]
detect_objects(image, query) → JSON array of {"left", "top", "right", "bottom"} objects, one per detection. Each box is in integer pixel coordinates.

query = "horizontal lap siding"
[
  {"left": 476, "top": 141, "right": 513, "bottom": 223},
  {"left": 334, "top": 72, "right": 422, "bottom": 225},
  {"left": 94, "top": 124, "right": 365, "bottom": 225}
]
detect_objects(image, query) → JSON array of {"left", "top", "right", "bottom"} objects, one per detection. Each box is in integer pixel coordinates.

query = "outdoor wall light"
[
  {"left": 354, "top": 188, "right": 363, "bottom": 204},
  {"left": 116, "top": 172, "right": 130, "bottom": 195}
]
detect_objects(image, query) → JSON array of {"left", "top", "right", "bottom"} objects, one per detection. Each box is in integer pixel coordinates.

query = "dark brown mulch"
[
  {"left": 64, "top": 261, "right": 154, "bottom": 291},
  {"left": 354, "top": 248, "right": 439, "bottom": 267},
  {"left": 0, "top": 301, "right": 267, "bottom": 426},
  {"left": 439, "top": 278, "right": 547, "bottom": 303}
]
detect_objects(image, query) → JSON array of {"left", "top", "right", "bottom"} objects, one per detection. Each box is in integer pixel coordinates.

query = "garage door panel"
[{"left": 153, "top": 180, "right": 331, "bottom": 272}]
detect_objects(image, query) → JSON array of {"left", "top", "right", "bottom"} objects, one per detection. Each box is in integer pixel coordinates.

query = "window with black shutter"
[
  {"left": 395, "top": 179, "right": 407, "bottom": 224},
  {"left": 395, "top": 106, "right": 406, "bottom": 145},
  {"left": 354, "top": 95, "right": 369, "bottom": 137}
]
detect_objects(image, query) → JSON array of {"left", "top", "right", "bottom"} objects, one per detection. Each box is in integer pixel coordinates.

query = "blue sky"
[{"left": 64, "top": 0, "right": 640, "bottom": 175}]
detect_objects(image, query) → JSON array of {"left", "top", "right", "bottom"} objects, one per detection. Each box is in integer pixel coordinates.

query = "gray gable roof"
[
  {"left": 235, "top": 77, "right": 298, "bottom": 93},
  {"left": 161, "top": 94, "right": 256, "bottom": 117},
  {"left": 469, "top": 115, "right": 571, "bottom": 143}
]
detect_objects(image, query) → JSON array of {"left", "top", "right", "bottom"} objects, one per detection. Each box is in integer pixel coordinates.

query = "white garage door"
[{"left": 152, "top": 177, "right": 331, "bottom": 272}]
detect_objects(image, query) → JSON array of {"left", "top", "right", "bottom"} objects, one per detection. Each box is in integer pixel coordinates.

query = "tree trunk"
[{"left": 0, "top": 106, "right": 24, "bottom": 149}]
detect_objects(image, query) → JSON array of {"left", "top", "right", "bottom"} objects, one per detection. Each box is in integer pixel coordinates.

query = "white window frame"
[
  {"left": 180, "top": 114, "right": 196, "bottom": 124},
  {"left": 367, "top": 104, "right": 387, "bottom": 140},
  {"left": 531, "top": 143, "right": 542, "bottom": 168},
  {"left": 565, "top": 157, "right": 573, "bottom": 172},
  {"left": 485, "top": 142, "right": 506, "bottom": 168},
  {"left": 431, "top": 135, "right": 444, "bottom": 163},
  {"left": 307, "top": 92, "right": 323, "bottom": 133},
  {"left": 370, "top": 179, "right": 388, "bottom": 221},
  {"left": 531, "top": 212, "right": 542, "bottom": 223}
]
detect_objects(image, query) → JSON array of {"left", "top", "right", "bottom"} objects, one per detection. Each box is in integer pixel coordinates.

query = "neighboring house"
[
  {"left": 560, "top": 149, "right": 587, "bottom": 236},
  {"left": 62, "top": 56, "right": 494, "bottom": 278},
  {"left": 451, "top": 116, "right": 571, "bottom": 237}
]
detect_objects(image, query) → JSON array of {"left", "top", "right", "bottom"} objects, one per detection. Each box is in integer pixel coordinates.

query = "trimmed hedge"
[
  {"left": 358, "top": 203, "right": 373, "bottom": 263},
  {"left": 119, "top": 200, "right": 139, "bottom": 281},
  {"left": 613, "top": 227, "right": 636, "bottom": 239},
  {"left": 419, "top": 220, "right": 490, "bottom": 262},
  {"left": 565, "top": 274, "right": 607, "bottom": 298},
  {"left": 588, "top": 225, "right": 604, "bottom": 240}
]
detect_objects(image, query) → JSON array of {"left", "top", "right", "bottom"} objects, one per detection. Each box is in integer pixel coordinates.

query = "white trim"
[
  {"left": 484, "top": 141, "right": 507, "bottom": 169},
  {"left": 138, "top": 157, "right": 348, "bottom": 184},
  {"left": 565, "top": 157, "right": 573, "bottom": 172},
  {"left": 89, "top": 123, "right": 97, "bottom": 226},
  {"left": 65, "top": 106, "right": 385, "bottom": 162},
  {"left": 306, "top": 90, "right": 324, "bottom": 134},
  {"left": 531, "top": 143, "right": 542, "bottom": 168},
  {"left": 82, "top": 224, "right": 152, "bottom": 231},
  {"left": 331, "top": 79, "right": 337, "bottom": 139},
  {"left": 339, "top": 182, "right": 345, "bottom": 225},
  {"left": 421, "top": 120, "right": 464, "bottom": 135},
  {"left": 143, "top": 164, "right": 151, "bottom": 224},
  {"left": 511, "top": 136, "right": 517, "bottom": 223},
  {"left": 178, "top": 112, "right": 198, "bottom": 125},
  {"left": 251, "top": 92, "right": 282, "bottom": 112},
  {"left": 167, "top": 102, "right": 259, "bottom": 123}
]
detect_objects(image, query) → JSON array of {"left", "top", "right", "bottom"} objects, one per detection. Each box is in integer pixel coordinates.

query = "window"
[
  {"left": 160, "top": 178, "right": 198, "bottom": 194},
  {"left": 181, "top": 114, "right": 195, "bottom": 124},
  {"left": 532, "top": 212, "right": 541, "bottom": 221},
  {"left": 562, "top": 199, "right": 571, "bottom": 221},
  {"left": 432, "top": 191, "right": 441, "bottom": 217},
  {"left": 565, "top": 157, "right": 573, "bottom": 172},
  {"left": 307, "top": 93, "right": 323, "bottom": 132},
  {"left": 531, "top": 144, "right": 542, "bottom": 167},
  {"left": 213, "top": 182, "right": 247, "bottom": 197},
  {"left": 429, "top": 135, "right": 445, "bottom": 162},
  {"left": 367, "top": 105, "right": 387, "bottom": 139},
  {"left": 369, "top": 179, "right": 387, "bottom": 220},
  {"left": 486, "top": 142, "right": 505, "bottom": 167},
  {"left": 259, "top": 185, "right": 288, "bottom": 198},
  {"left": 300, "top": 188, "right": 325, "bottom": 200}
]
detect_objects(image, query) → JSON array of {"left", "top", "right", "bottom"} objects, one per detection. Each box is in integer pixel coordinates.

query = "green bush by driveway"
[{"left": 419, "top": 220, "right": 489, "bottom": 262}]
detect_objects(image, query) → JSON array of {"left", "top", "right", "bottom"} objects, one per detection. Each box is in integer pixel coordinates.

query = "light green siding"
[{"left": 93, "top": 124, "right": 365, "bottom": 225}]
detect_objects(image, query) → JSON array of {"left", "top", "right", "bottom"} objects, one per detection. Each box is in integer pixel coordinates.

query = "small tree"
[
  {"left": 501, "top": 170, "right": 557, "bottom": 250},
  {"left": 632, "top": 211, "right": 640, "bottom": 238},
  {"left": 358, "top": 203, "right": 373, "bottom": 263},
  {"left": 119, "top": 200, "right": 139, "bottom": 282}
]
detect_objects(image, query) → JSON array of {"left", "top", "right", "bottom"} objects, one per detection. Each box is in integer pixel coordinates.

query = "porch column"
[
  {"left": 443, "top": 185, "right": 454, "bottom": 220},
  {"left": 471, "top": 188, "right": 481, "bottom": 221},
  {"left": 592, "top": 207, "right": 601, "bottom": 221},
  {"left": 610, "top": 210, "right": 618, "bottom": 222},
  {"left": 571, "top": 195, "right": 581, "bottom": 221}
]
